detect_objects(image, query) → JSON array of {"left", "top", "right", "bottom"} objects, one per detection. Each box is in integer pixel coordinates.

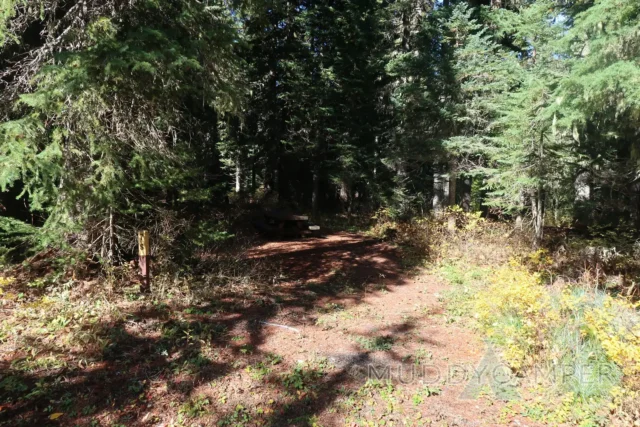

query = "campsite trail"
[{"left": 205, "top": 232, "right": 531, "bottom": 426}]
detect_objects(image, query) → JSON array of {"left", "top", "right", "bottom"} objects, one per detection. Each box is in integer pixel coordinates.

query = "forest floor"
[{"left": 2, "top": 232, "right": 537, "bottom": 426}]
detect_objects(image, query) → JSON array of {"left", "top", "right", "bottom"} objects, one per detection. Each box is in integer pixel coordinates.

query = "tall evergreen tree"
[
  {"left": 1, "top": 0, "right": 244, "bottom": 258},
  {"left": 558, "top": 0, "right": 640, "bottom": 226}
]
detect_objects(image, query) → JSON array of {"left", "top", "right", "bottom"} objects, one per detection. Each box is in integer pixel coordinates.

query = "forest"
[
  {"left": 1, "top": 0, "right": 640, "bottom": 426},
  {"left": 1, "top": 0, "right": 638, "bottom": 254}
]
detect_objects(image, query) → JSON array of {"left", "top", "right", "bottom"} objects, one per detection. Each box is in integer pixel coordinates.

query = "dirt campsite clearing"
[{"left": 1, "top": 232, "right": 533, "bottom": 427}]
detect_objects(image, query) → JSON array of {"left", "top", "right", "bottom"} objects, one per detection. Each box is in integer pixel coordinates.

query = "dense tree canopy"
[{"left": 1, "top": 0, "right": 639, "bottom": 257}]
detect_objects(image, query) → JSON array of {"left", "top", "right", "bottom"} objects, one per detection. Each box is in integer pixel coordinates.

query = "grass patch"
[
  {"left": 342, "top": 379, "right": 401, "bottom": 425},
  {"left": 178, "top": 394, "right": 210, "bottom": 419},
  {"left": 435, "top": 261, "right": 488, "bottom": 321},
  {"left": 315, "top": 303, "right": 360, "bottom": 329},
  {"left": 411, "top": 385, "right": 441, "bottom": 406},
  {"left": 411, "top": 348, "right": 433, "bottom": 365},
  {"left": 281, "top": 358, "right": 331, "bottom": 396},
  {"left": 353, "top": 335, "right": 394, "bottom": 351},
  {"left": 245, "top": 353, "right": 282, "bottom": 381},
  {"left": 218, "top": 404, "right": 252, "bottom": 426},
  {"left": 10, "top": 355, "right": 67, "bottom": 373}
]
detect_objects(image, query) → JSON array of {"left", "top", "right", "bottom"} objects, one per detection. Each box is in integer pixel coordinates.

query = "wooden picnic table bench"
[
  {"left": 265, "top": 210, "right": 309, "bottom": 222},
  {"left": 254, "top": 209, "right": 321, "bottom": 238}
]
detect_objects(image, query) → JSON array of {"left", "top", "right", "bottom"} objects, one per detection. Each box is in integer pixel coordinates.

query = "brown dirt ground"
[
  {"left": 2, "top": 232, "right": 536, "bottom": 426},
  {"left": 201, "top": 233, "right": 531, "bottom": 426}
]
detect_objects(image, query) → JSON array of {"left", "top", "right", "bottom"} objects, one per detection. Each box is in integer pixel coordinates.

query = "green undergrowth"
[
  {"left": 436, "top": 261, "right": 489, "bottom": 323},
  {"left": 365, "top": 207, "right": 640, "bottom": 424},
  {"left": 353, "top": 335, "right": 395, "bottom": 352},
  {"left": 436, "top": 257, "right": 640, "bottom": 426}
]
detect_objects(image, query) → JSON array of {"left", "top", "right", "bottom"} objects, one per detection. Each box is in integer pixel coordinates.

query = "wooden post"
[{"left": 138, "top": 230, "right": 150, "bottom": 292}]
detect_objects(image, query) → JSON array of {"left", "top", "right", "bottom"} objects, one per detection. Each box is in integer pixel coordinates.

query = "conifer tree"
[{"left": 0, "top": 0, "right": 244, "bottom": 258}]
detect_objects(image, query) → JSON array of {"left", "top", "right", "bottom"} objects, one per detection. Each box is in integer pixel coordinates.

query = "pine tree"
[
  {"left": 558, "top": 0, "right": 640, "bottom": 226},
  {"left": 0, "top": 0, "right": 245, "bottom": 259},
  {"left": 384, "top": 1, "right": 456, "bottom": 215},
  {"left": 444, "top": 3, "right": 521, "bottom": 212}
]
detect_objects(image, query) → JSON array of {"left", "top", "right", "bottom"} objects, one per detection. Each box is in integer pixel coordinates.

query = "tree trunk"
[
  {"left": 531, "top": 186, "right": 545, "bottom": 246},
  {"left": 448, "top": 161, "right": 457, "bottom": 206},
  {"left": 432, "top": 170, "right": 445, "bottom": 216},
  {"left": 235, "top": 159, "right": 242, "bottom": 193},
  {"left": 574, "top": 171, "right": 591, "bottom": 202},
  {"left": 631, "top": 178, "right": 640, "bottom": 229},
  {"left": 339, "top": 178, "right": 351, "bottom": 214},
  {"left": 107, "top": 208, "right": 114, "bottom": 263},
  {"left": 100, "top": 207, "right": 115, "bottom": 264},
  {"left": 461, "top": 176, "right": 472, "bottom": 212},
  {"left": 401, "top": 10, "right": 410, "bottom": 51},
  {"left": 312, "top": 169, "right": 320, "bottom": 216},
  {"left": 251, "top": 161, "right": 256, "bottom": 193},
  {"left": 636, "top": 189, "right": 640, "bottom": 230},
  {"left": 264, "top": 152, "right": 277, "bottom": 193}
]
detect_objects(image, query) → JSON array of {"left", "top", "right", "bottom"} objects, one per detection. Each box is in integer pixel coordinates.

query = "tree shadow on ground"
[{"left": 1, "top": 232, "right": 418, "bottom": 426}]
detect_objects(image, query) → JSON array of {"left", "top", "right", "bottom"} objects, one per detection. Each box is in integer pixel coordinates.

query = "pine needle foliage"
[{"left": 1, "top": 0, "right": 244, "bottom": 258}]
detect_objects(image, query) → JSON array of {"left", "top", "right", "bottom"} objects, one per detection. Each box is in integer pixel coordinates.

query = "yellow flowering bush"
[
  {"left": 558, "top": 288, "right": 587, "bottom": 312},
  {"left": 445, "top": 205, "right": 485, "bottom": 231},
  {"left": 0, "top": 276, "right": 14, "bottom": 286},
  {"left": 0, "top": 276, "right": 15, "bottom": 296},
  {"left": 436, "top": 220, "right": 640, "bottom": 424},
  {"left": 526, "top": 248, "right": 554, "bottom": 270},
  {"left": 608, "top": 386, "right": 640, "bottom": 423},
  {"left": 475, "top": 261, "right": 550, "bottom": 370},
  {"left": 584, "top": 297, "right": 640, "bottom": 386}
]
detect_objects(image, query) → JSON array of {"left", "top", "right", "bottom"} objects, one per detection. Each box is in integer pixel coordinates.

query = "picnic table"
[{"left": 254, "top": 209, "right": 321, "bottom": 238}]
